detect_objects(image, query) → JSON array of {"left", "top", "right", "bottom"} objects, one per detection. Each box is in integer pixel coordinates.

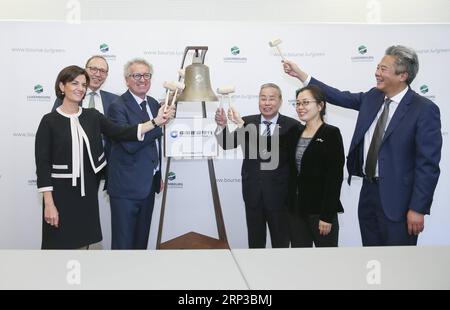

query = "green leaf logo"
[{"left": 34, "top": 84, "right": 43, "bottom": 94}]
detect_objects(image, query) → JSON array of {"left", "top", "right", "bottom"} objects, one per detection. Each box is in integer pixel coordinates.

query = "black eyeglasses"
[
  {"left": 87, "top": 66, "right": 108, "bottom": 75},
  {"left": 128, "top": 73, "right": 152, "bottom": 81},
  {"left": 296, "top": 99, "right": 318, "bottom": 107}
]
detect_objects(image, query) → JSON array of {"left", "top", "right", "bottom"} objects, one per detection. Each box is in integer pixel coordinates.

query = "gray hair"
[
  {"left": 123, "top": 58, "right": 153, "bottom": 78},
  {"left": 260, "top": 83, "right": 282, "bottom": 99},
  {"left": 385, "top": 45, "right": 419, "bottom": 85}
]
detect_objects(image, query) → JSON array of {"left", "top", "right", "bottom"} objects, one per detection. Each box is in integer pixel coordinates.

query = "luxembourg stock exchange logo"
[
  {"left": 419, "top": 84, "right": 436, "bottom": 101},
  {"left": 170, "top": 131, "right": 179, "bottom": 138},
  {"left": 230, "top": 46, "right": 240, "bottom": 55},
  {"left": 224, "top": 45, "right": 247, "bottom": 63},
  {"left": 351, "top": 44, "right": 374, "bottom": 62},
  {"left": 27, "top": 83, "right": 50, "bottom": 102},
  {"left": 99, "top": 43, "right": 109, "bottom": 53},
  {"left": 167, "top": 171, "right": 183, "bottom": 188},
  {"left": 358, "top": 45, "right": 368, "bottom": 55},
  {"left": 98, "top": 43, "right": 116, "bottom": 61},
  {"left": 420, "top": 85, "right": 429, "bottom": 94},
  {"left": 34, "top": 84, "right": 43, "bottom": 94},
  {"left": 168, "top": 172, "right": 176, "bottom": 181}
]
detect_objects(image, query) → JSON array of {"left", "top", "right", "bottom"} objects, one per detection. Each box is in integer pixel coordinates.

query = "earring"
[{"left": 61, "top": 91, "right": 65, "bottom": 95}]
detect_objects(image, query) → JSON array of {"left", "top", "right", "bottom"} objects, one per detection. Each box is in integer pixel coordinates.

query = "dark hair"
[
  {"left": 295, "top": 84, "right": 327, "bottom": 121},
  {"left": 54, "top": 65, "right": 90, "bottom": 100}
]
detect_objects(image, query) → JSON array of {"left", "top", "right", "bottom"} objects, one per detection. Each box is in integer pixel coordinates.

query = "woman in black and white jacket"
[
  {"left": 288, "top": 85, "right": 345, "bottom": 247},
  {"left": 35, "top": 65, "right": 174, "bottom": 249}
]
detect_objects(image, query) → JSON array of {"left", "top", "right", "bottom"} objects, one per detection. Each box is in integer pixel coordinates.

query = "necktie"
[
  {"left": 365, "top": 98, "right": 392, "bottom": 178},
  {"left": 88, "top": 92, "right": 96, "bottom": 109},
  {"left": 141, "top": 100, "right": 160, "bottom": 172},
  {"left": 263, "top": 121, "right": 272, "bottom": 137},
  {"left": 140, "top": 100, "right": 150, "bottom": 121}
]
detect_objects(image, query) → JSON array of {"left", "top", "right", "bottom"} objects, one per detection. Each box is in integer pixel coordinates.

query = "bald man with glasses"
[{"left": 52, "top": 55, "right": 118, "bottom": 114}]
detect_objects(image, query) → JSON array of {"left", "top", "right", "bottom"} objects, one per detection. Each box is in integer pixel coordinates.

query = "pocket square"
[{"left": 316, "top": 138, "right": 324, "bottom": 142}]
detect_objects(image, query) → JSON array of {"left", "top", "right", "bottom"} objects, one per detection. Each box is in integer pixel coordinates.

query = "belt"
[{"left": 364, "top": 176, "right": 379, "bottom": 183}]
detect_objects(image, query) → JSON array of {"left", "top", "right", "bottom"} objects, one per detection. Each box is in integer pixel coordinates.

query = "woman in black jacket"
[
  {"left": 289, "top": 85, "right": 345, "bottom": 247},
  {"left": 35, "top": 65, "right": 173, "bottom": 249}
]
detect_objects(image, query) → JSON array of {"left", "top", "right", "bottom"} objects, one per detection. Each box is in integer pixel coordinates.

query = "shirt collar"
[
  {"left": 87, "top": 88, "right": 99, "bottom": 96},
  {"left": 56, "top": 106, "right": 82, "bottom": 118},
  {"left": 260, "top": 113, "right": 279, "bottom": 124},
  {"left": 388, "top": 86, "right": 408, "bottom": 104},
  {"left": 130, "top": 90, "right": 147, "bottom": 106}
]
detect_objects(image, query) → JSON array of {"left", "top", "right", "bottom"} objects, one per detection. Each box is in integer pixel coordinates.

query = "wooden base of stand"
[{"left": 159, "top": 232, "right": 229, "bottom": 249}]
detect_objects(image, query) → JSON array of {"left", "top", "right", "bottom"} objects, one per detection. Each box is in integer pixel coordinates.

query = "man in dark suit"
[
  {"left": 283, "top": 45, "right": 442, "bottom": 246},
  {"left": 51, "top": 55, "right": 118, "bottom": 114},
  {"left": 107, "top": 58, "right": 170, "bottom": 249},
  {"left": 215, "top": 83, "right": 301, "bottom": 248}
]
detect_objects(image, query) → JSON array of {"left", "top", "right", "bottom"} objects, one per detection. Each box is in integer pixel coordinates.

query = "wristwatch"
[{"left": 151, "top": 119, "right": 159, "bottom": 127}]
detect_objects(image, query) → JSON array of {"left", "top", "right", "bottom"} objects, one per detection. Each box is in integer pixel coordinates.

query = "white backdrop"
[{"left": 0, "top": 21, "right": 448, "bottom": 249}]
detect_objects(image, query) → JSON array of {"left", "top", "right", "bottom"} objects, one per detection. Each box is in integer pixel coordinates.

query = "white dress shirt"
[
  {"left": 83, "top": 88, "right": 104, "bottom": 115},
  {"left": 130, "top": 92, "right": 160, "bottom": 174},
  {"left": 304, "top": 74, "right": 407, "bottom": 177},
  {"left": 260, "top": 113, "right": 279, "bottom": 136}
]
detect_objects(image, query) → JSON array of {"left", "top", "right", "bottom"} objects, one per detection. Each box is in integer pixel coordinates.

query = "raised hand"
[
  {"left": 215, "top": 107, "right": 227, "bottom": 128},
  {"left": 282, "top": 59, "right": 308, "bottom": 82},
  {"left": 156, "top": 104, "right": 175, "bottom": 126},
  {"left": 227, "top": 106, "right": 244, "bottom": 128}
]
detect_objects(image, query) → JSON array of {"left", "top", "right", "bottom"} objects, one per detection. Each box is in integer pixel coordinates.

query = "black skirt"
[{"left": 41, "top": 148, "right": 102, "bottom": 249}]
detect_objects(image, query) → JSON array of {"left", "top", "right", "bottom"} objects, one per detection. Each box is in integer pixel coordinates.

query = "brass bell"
[{"left": 177, "top": 58, "right": 218, "bottom": 102}]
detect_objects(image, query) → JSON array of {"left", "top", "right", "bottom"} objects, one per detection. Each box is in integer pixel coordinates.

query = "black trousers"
[
  {"left": 289, "top": 213, "right": 339, "bottom": 247},
  {"left": 244, "top": 197, "right": 290, "bottom": 248}
]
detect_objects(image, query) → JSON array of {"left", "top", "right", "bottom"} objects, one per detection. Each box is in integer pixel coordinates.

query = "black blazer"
[
  {"left": 35, "top": 108, "right": 139, "bottom": 192},
  {"left": 218, "top": 114, "right": 301, "bottom": 210},
  {"left": 289, "top": 123, "right": 345, "bottom": 223},
  {"left": 51, "top": 90, "right": 119, "bottom": 158}
]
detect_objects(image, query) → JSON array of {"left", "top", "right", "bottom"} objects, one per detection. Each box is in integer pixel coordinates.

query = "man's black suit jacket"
[{"left": 217, "top": 114, "right": 301, "bottom": 210}]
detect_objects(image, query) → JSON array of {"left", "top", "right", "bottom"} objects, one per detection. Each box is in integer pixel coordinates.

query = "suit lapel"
[
  {"left": 247, "top": 115, "right": 262, "bottom": 135},
  {"left": 123, "top": 90, "right": 148, "bottom": 122},
  {"left": 257, "top": 113, "right": 285, "bottom": 136},
  {"left": 99, "top": 90, "right": 110, "bottom": 113},
  {"left": 300, "top": 123, "right": 325, "bottom": 156},
  {"left": 349, "top": 92, "right": 385, "bottom": 153},
  {"left": 382, "top": 89, "right": 413, "bottom": 142},
  {"left": 275, "top": 114, "right": 285, "bottom": 136},
  {"left": 147, "top": 96, "right": 160, "bottom": 118},
  {"left": 147, "top": 96, "right": 162, "bottom": 157}
]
